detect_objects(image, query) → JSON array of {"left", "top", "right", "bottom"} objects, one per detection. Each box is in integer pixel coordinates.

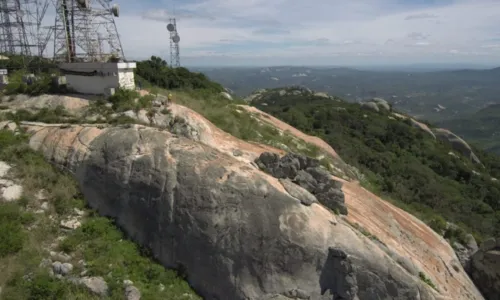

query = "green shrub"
[
  {"left": 418, "top": 271, "right": 438, "bottom": 291},
  {"left": 0, "top": 129, "right": 82, "bottom": 215},
  {"left": 2, "top": 271, "right": 93, "bottom": 300},
  {"left": 108, "top": 88, "right": 139, "bottom": 112},
  {"left": 0, "top": 203, "right": 26, "bottom": 257},
  {"left": 428, "top": 215, "right": 447, "bottom": 234},
  {"left": 136, "top": 56, "right": 223, "bottom": 92}
]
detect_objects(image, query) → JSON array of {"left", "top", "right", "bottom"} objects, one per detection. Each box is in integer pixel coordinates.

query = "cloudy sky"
[{"left": 44, "top": 0, "right": 500, "bottom": 67}]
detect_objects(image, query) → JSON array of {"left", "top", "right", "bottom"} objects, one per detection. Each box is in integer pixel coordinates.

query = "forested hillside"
[{"left": 250, "top": 87, "right": 500, "bottom": 242}]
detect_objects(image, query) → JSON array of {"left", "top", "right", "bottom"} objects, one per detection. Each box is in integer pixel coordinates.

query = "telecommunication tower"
[
  {"left": 0, "top": 0, "right": 51, "bottom": 57},
  {"left": 166, "top": 17, "right": 180, "bottom": 67},
  {"left": 52, "top": 0, "right": 125, "bottom": 63}
]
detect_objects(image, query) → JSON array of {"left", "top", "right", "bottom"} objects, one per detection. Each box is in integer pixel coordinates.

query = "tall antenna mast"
[
  {"left": 166, "top": 18, "right": 180, "bottom": 68},
  {"left": 166, "top": 1, "right": 180, "bottom": 68},
  {"left": 52, "top": 0, "right": 125, "bottom": 63},
  {"left": 0, "top": 0, "right": 51, "bottom": 58}
]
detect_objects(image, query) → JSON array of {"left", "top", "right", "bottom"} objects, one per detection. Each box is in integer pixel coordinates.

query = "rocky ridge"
[
  {"left": 13, "top": 117, "right": 483, "bottom": 300},
  {"left": 0, "top": 91, "right": 489, "bottom": 299}
]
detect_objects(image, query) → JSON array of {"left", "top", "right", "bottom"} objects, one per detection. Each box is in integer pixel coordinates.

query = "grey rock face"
[
  {"left": 28, "top": 125, "right": 484, "bottom": 300},
  {"left": 361, "top": 102, "right": 380, "bottom": 112},
  {"left": 255, "top": 152, "right": 347, "bottom": 214},
  {"left": 52, "top": 261, "right": 73, "bottom": 276},
  {"left": 125, "top": 285, "right": 141, "bottom": 300},
  {"left": 453, "top": 234, "right": 478, "bottom": 273},
  {"left": 471, "top": 237, "right": 500, "bottom": 300},
  {"left": 279, "top": 178, "right": 317, "bottom": 206},
  {"left": 79, "top": 276, "right": 109, "bottom": 296},
  {"left": 433, "top": 128, "right": 482, "bottom": 165}
]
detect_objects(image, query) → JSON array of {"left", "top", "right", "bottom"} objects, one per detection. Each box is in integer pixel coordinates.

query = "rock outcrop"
[
  {"left": 255, "top": 152, "right": 348, "bottom": 215},
  {"left": 1, "top": 94, "right": 90, "bottom": 115},
  {"left": 433, "top": 128, "right": 481, "bottom": 165},
  {"left": 470, "top": 237, "right": 500, "bottom": 300},
  {"left": 21, "top": 122, "right": 484, "bottom": 300},
  {"left": 361, "top": 98, "right": 391, "bottom": 112},
  {"left": 452, "top": 234, "right": 478, "bottom": 273}
]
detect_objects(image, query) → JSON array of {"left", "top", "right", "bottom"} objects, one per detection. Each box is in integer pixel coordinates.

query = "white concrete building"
[
  {"left": 0, "top": 69, "right": 8, "bottom": 87},
  {"left": 59, "top": 62, "right": 136, "bottom": 95}
]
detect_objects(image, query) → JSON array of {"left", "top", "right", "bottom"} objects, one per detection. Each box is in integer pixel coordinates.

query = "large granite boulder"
[
  {"left": 452, "top": 234, "right": 479, "bottom": 273},
  {"left": 470, "top": 237, "right": 500, "bottom": 300},
  {"left": 22, "top": 123, "right": 458, "bottom": 300},
  {"left": 433, "top": 128, "right": 481, "bottom": 165},
  {"left": 255, "top": 152, "right": 348, "bottom": 215}
]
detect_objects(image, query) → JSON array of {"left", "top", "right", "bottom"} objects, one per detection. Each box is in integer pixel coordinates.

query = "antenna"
[
  {"left": 0, "top": 0, "right": 51, "bottom": 62},
  {"left": 166, "top": 0, "right": 180, "bottom": 68},
  {"left": 52, "top": 0, "right": 126, "bottom": 63},
  {"left": 166, "top": 18, "right": 180, "bottom": 67}
]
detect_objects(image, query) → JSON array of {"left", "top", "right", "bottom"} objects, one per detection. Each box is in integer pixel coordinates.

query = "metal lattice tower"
[
  {"left": 52, "top": 0, "right": 125, "bottom": 63},
  {"left": 166, "top": 17, "right": 179, "bottom": 67},
  {"left": 0, "top": 0, "right": 51, "bottom": 57}
]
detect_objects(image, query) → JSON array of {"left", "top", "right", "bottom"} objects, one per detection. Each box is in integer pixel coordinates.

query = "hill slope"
[
  {"left": 0, "top": 57, "right": 495, "bottom": 299},
  {"left": 437, "top": 103, "right": 500, "bottom": 155},
  {"left": 248, "top": 87, "right": 500, "bottom": 241},
  {"left": 0, "top": 89, "right": 486, "bottom": 300}
]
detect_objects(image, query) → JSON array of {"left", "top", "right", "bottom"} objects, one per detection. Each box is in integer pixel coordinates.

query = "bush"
[
  {"left": 419, "top": 271, "right": 438, "bottom": 291},
  {"left": 108, "top": 88, "right": 140, "bottom": 112},
  {"left": 2, "top": 271, "right": 92, "bottom": 299},
  {"left": 135, "top": 56, "right": 223, "bottom": 92},
  {"left": 428, "top": 216, "right": 447, "bottom": 234},
  {"left": 3, "top": 70, "right": 68, "bottom": 97},
  {"left": 0, "top": 203, "right": 26, "bottom": 257}
]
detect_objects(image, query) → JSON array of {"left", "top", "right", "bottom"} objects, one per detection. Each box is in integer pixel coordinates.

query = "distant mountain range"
[{"left": 193, "top": 66, "right": 500, "bottom": 122}]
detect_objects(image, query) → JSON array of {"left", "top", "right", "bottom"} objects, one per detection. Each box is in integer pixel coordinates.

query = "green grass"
[
  {"left": 58, "top": 217, "right": 200, "bottom": 299},
  {"left": 418, "top": 271, "right": 438, "bottom": 291},
  {"left": 0, "top": 129, "right": 200, "bottom": 299},
  {"left": 347, "top": 220, "right": 386, "bottom": 247},
  {"left": 145, "top": 88, "right": 346, "bottom": 172}
]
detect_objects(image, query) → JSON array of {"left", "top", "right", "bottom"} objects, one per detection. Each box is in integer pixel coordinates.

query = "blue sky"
[{"left": 45, "top": 0, "right": 500, "bottom": 67}]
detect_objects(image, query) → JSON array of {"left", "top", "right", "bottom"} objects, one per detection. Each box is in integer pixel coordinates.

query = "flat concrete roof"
[{"left": 59, "top": 62, "right": 136, "bottom": 71}]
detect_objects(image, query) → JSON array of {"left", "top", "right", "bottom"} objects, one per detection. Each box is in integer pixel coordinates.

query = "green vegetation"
[
  {"left": 2, "top": 70, "right": 71, "bottom": 96},
  {"left": 418, "top": 272, "right": 438, "bottom": 291},
  {"left": 0, "top": 203, "right": 27, "bottom": 258},
  {"left": 134, "top": 60, "right": 332, "bottom": 162},
  {"left": 57, "top": 217, "right": 199, "bottom": 299},
  {"left": 347, "top": 221, "right": 386, "bottom": 246},
  {"left": 251, "top": 88, "right": 500, "bottom": 240},
  {"left": 0, "top": 54, "right": 58, "bottom": 74},
  {"left": 3, "top": 106, "right": 79, "bottom": 124},
  {"left": 0, "top": 129, "right": 200, "bottom": 299},
  {"left": 135, "top": 56, "right": 224, "bottom": 92}
]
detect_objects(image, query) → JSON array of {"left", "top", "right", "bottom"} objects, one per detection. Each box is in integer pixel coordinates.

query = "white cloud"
[{"left": 36, "top": 0, "right": 500, "bottom": 66}]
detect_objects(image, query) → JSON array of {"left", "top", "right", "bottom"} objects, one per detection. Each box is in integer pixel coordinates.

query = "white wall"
[
  {"left": 60, "top": 62, "right": 137, "bottom": 95},
  {"left": 65, "top": 74, "right": 120, "bottom": 95},
  {"left": 118, "top": 70, "right": 135, "bottom": 90}
]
